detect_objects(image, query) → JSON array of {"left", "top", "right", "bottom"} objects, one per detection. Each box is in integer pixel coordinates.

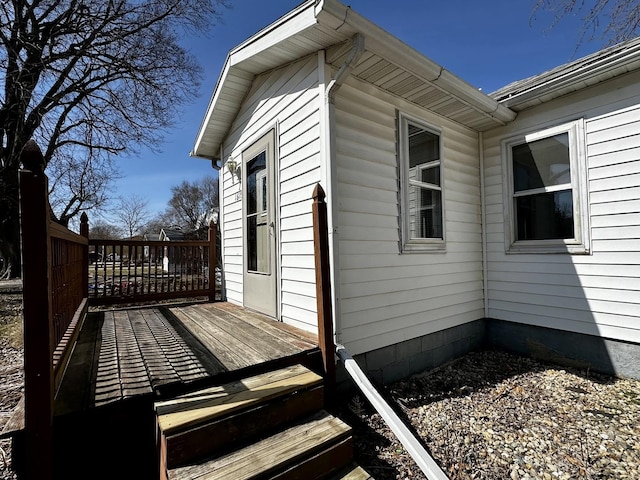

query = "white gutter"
[
  {"left": 336, "top": 345, "right": 450, "bottom": 480},
  {"left": 324, "top": 33, "right": 365, "bottom": 345}
]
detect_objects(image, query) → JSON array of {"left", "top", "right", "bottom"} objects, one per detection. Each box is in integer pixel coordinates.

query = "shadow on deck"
[{"left": 51, "top": 301, "right": 321, "bottom": 480}]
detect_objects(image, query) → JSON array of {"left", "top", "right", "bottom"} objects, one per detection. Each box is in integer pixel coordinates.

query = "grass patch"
[{"left": 0, "top": 293, "right": 24, "bottom": 349}]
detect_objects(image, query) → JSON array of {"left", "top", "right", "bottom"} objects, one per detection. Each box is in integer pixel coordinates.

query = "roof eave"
[
  {"left": 193, "top": 0, "right": 517, "bottom": 158},
  {"left": 495, "top": 39, "right": 640, "bottom": 110}
]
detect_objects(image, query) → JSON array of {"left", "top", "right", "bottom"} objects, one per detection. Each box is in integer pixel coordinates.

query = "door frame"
[{"left": 241, "top": 128, "right": 279, "bottom": 318}]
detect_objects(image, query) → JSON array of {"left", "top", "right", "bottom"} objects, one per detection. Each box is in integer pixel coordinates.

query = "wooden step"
[
  {"left": 168, "top": 410, "right": 353, "bottom": 480},
  {"left": 156, "top": 364, "right": 324, "bottom": 469},
  {"left": 327, "top": 463, "right": 375, "bottom": 480}
]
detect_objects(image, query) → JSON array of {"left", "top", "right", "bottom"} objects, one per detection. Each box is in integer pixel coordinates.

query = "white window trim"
[
  {"left": 502, "top": 119, "right": 590, "bottom": 254},
  {"left": 398, "top": 112, "right": 446, "bottom": 253}
]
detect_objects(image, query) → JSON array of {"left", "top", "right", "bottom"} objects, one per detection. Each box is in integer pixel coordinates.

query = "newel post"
[
  {"left": 208, "top": 220, "right": 217, "bottom": 302},
  {"left": 312, "top": 184, "right": 336, "bottom": 402},
  {"left": 80, "top": 212, "right": 89, "bottom": 297},
  {"left": 18, "top": 140, "right": 54, "bottom": 480}
]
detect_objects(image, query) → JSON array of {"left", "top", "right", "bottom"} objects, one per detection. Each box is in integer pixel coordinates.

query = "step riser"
[
  {"left": 268, "top": 437, "right": 354, "bottom": 480},
  {"left": 162, "top": 385, "right": 325, "bottom": 468}
]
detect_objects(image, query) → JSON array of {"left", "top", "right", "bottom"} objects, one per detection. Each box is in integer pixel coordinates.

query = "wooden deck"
[{"left": 55, "top": 301, "right": 320, "bottom": 416}]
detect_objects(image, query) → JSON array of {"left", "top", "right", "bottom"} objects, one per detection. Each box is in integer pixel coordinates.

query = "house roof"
[
  {"left": 490, "top": 36, "right": 640, "bottom": 111},
  {"left": 159, "top": 228, "right": 185, "bottom": 241},
  {"left": 192, "top": 0, "right": 516, "bottom": 161}
]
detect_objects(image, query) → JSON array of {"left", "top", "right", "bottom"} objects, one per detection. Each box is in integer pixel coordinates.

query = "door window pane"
[{"left": 246, "top": 152, "right": 268, "bottom": 273}]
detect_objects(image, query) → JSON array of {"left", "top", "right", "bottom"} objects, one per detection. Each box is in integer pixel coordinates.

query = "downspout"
[
  {"left": 324, "top": 33, "right": 365, "bottom": 344},
  {"left": 479, "top": 132, "right": 489, "bottom": 319}
]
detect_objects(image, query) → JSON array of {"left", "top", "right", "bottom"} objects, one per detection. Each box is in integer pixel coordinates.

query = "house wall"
[
  {"left": 482, "top": 70, "right": 640, "bottom": 345},
  {"left": 220, "top": 55, "right": 322, "bottom": 331},
  {"left": 333, "top": 77, "right": 485, "bottom": 356}
]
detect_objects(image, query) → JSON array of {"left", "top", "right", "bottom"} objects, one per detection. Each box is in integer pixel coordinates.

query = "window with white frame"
[
  {"left": 503, "top": 119, "right": 589, "bottom": 253},
  {"left": 399, "top": 113, "right": 445, "bottom": 251}
]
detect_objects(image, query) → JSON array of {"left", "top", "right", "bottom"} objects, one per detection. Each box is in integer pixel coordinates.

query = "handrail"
[{"left": 336, "top": 344, "right": 450, "bottom": 480}]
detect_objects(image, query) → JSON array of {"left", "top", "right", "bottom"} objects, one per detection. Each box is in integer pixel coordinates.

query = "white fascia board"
[
  {"left": 228, "top": 1, "right": 319, "bottom": 68},
  {"left": 317, "top": 0, "right": 516, "bottom": 124},
  {"left": 193, "top": 1, "right": 319, "bottom": 159}
]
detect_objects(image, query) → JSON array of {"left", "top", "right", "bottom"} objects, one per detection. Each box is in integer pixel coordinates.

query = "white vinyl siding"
[
  {"left": 334, "top": 78, "right": 484, "bottom": 355},
  {"left": 483, "top": 71, "right": 640, "bottom": 344},
  {"left": 220, "top": 55, "right": 322, "bottom": 331}
]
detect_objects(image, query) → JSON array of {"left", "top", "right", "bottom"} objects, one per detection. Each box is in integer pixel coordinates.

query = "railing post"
[
  {"left": 208, "top": 221, "right": 217, "bottom": 302},
  {"left": 80, "top": 212, "right": 89, "bottom": 297},
  {"left": 18, "top": 140, "right": 54, "bottom": 480},
  {"left": 312, "top": 184, "right": 336, "bottom": 404}
]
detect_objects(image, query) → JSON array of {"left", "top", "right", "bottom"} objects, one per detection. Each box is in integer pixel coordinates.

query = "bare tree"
[
  {"left": 88, "top": 218, "right": 122, "bottom": 240},
  {"left": 114, "top": 195, "right": 150, "bottom": 239},
  {"left": 166, "top": 175, "right": 219, "bottom": 234},
  {"left": 0, "top": 0, "right": 228, "bottom": 279},
  {"left": 532, "top": 0, "right": 640, "bottom": 46}
]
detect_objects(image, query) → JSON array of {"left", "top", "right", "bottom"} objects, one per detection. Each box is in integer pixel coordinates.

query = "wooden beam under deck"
[{"left": 55, "top": 301, "right": 320, "bottom": 416}]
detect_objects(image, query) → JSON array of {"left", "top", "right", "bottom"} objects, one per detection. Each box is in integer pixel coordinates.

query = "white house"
[{"left": 191, "top": 0, "right": 640, "bottom": 382}]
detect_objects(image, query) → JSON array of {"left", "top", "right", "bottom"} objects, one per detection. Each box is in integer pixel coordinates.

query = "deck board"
[{"left": 54, "top": 301, "right": 319, "bottom": 416}]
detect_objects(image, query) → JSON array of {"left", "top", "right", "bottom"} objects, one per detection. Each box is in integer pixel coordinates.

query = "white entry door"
[{"left": 242, "top": 130, "right": 277, "bottom": 317}]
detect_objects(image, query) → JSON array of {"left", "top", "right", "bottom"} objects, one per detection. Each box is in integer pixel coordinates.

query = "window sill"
[
  {"left": 506, "top": 240, "right": 590, "bottom": 255},
  {"left": 401, "top": 241, "right": 446, "bottom": 253}
]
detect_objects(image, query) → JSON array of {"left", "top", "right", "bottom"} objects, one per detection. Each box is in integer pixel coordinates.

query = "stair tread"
[
  {"left": 328, "top": 463, "right": 375, "bottom": 480},
  {"left": 156, "top": 364, "right": 323, "bottom": 434},
  {"left": 168, "top": 410, "right": 352, "bottom": 480}
]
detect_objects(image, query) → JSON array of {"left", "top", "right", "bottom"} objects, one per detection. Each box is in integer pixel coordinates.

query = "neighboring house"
[
  {"left": 191, "top": 0, "right": 640, "bottom": 382},
  {"left": 159, "top": 228, "right": 185, "bottom": 273}
]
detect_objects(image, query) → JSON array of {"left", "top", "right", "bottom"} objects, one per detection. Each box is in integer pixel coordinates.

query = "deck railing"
[
  {"left": 87, "top": 226, "right": 217, "bottom": 306},
  {"left": 16, "top": 139, "right": 219, "bottom": 479},
  {"left": 18, "top": 140, "right": 90, "bottom": 480}
]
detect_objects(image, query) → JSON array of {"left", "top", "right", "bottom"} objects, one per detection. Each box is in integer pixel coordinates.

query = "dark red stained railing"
[
  {"left": 17, "top": 140, "right": 219, "bottom": 480},
  {"left": 87, "top": 225, "right": 217, "bottom": 306}
]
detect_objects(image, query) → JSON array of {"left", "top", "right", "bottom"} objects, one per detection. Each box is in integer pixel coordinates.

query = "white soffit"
[{"left": 192, "top": 0, "right": 516, "bottom": 159}]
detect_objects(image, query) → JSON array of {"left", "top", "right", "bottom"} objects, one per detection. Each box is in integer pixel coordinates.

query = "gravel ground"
[
  {"left": 0, "top": 293, "right": 22, "bottom": 480},
  {"left": 1, "top": 289, "right": 639, "bottom": 480},
  {"left": 343, "top": 350, "right": 640, "bottom": 480}
]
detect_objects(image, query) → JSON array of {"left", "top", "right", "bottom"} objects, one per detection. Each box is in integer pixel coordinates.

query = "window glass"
[
  {"left": 402, "top": 116, "right": 444, "bottom": 246},
  {"left": 515, "top": 190, "right": 574, "bottom": 240},
  {"left": 504, "top": 119, "right": 588, "bottom": 253},
  {"left": 513, "top": 133, "right": 571, "bottom": 192},
  {"left": 246, "top": 151, "right": 268, "bottom": 273},
  {"left": 408, "top": 126, "right": 439, "bottom": 168},
  {"left": 409, "top": 186, "right": 443, "bottom": 239}
]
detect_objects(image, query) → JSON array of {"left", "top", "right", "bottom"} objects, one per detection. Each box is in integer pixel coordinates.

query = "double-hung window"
[
  {"left": 399, "top": 113, "right": 445, "bottom": 251},
  {"left": 503, "top": 119, "right": 589, "bottom": 253}
]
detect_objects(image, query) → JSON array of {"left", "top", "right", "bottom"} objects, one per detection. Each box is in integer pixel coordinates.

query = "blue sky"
[{"left": 115, "top": 0, "right": 607, "bottom": 218}]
